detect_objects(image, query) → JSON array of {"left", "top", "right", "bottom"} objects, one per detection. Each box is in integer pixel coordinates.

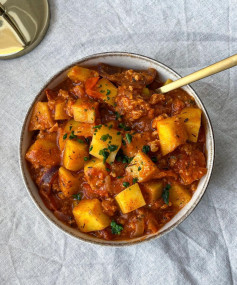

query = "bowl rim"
[{"left": 19, "top": 51, "right": 215, "bottom": 246}]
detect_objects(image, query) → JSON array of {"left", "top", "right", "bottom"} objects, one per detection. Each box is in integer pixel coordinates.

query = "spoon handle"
[{"left": 156, "top": 54, "right": 237, "bottom": 94}]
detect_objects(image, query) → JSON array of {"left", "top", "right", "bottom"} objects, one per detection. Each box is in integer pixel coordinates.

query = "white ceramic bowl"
[{"left": 19, "top": 52, "right": 215, "bottom": 246}]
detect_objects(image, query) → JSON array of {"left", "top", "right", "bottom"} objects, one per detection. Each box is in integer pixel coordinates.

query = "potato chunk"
[
  {"left": 115, "top": 183, "right": 146, "bottom": 214},
  {"left": 169, "top": 184, "right": 191, "bottom": 208},
  {"left": 58, "top": 167, "right": 80, "bottom": 197},
  {"left": 65, "top": 120, "right": 95, "bottom": 137},
  {"left": 63, "top": 140, "right": 89, "bottom": 171},
  {"left": 54, "top": 101, "right": 70, "bottom": 120},
  {"left": 67, "top": 66, "right": 99, "bottom": 83},
  {"left": 84, "top": 158, "right": 107, "bottom": 190},
  {"left": 157, "top": 116, "right": 188, "bottom": 156},
  {"left": 73, "top": 199, "right": 111, "bottom": 232},
  {"left": 89, "top": 125, "right": 122, "bottom": 163},
  {"left": 72, "top": 99, "right": 98, "bottom": 124},
  {"left": 142, "top": 180, "right": 163, "bottom": 204},
  {"left": 26, "top": 138, "right": 60, "bottom": 167},
  {"left": 29, "top": 102, "right": 54, "bottom": 131},
  {"left": 126, "top": 152, "right": 158, "bottom": 182},
  {"left": 178, "top": 107, "right": 202, "bottom": 142},
  {"left": 95, "top": 78, "right": 118, "bottom": 107}
]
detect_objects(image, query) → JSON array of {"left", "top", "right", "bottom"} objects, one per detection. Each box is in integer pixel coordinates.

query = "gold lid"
[{"left": 0, "top": 0, "right": 50, "bottom": 59}]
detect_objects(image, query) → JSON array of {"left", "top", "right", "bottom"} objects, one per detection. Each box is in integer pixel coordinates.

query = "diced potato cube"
[
  {"left": 115, "top": 183, "right": 146, "bottom": 214},
  {"left": 73, "top": 199, "right": 111, "bottom": 232},
  {"left": 54, "top": 101, "right": 70, "bottom": 120},
  {"left": 29, "top": 102, "right": 54, "bottom": 131},
  {"left": 89, "top": 125, "right": 122, "bottom": 163},
  {"left": 169, "top": 184, "right": 192, "bottom": 208},
  {"left": 157, "top": 116, "right": 188, "bottom": 156},
  {"left": 84, "top": 158, "right": 107, "bottom": 190},
  {"left": 72, "top": 99, "right": 98, "bottom": 123},
  {"left": 58, "top": 167, "right": 80, "bottom": 197},
  {"left": 65, "top": 120, "right": 95, "bottom": 137},
  {"left": 63, "top": 140, "right": 88, "bottom": 171},
  {"left": 126, "top": 152, "right": 158, "bottom": 182},
  {"left": 26, "top": 138, "right": 60, "bottom": 167},
  {"left": 142, "top": 180, "right": 163, "bottom": 204},
  {"left": 178, "top": 107, "right": 202, "bottom": 142},
  {"left": 95, "top": 78, "right": 118, "bottom": 107},
  {"left": 67, "top": 66, "right": 99, "bottom": 83},
  {"left": 164, "top": 78, "right": 173, "bottom": 85}
]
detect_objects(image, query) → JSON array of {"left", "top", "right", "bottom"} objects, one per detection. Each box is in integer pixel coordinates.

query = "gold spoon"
[{"left": 156, "top": 54, "right": 237, "bottom": 94}]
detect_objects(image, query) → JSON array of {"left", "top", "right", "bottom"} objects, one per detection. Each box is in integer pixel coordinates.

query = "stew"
[{"left": 25, "top": 63, "right": 207, "bottom": 240}]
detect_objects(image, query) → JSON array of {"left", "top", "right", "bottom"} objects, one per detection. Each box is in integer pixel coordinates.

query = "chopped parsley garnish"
[
  {"left": 117, "top": 132, "right": 121, "bottom": 135},
  {"left": 123, "top": 182, "right": 130, "bottom": 188},
  {"left": 100, "top": 134, "right": 112, "bottom": 141},
  {"left": 132, "top": 177, "right": 138, "bottom": 184},
  {"left": 151, "top": 156, "right": 158, "bottom": 163},
  {"left": 118, "top": 123, "right": 131, "bottom": 131},
  {"left": 162, "top": 184, "right": 171, "bottom": 205},
  {"left": 111, "top": 221, "right": 123, "bottom": 235},
  {"left": 117, "top": 176, "right": 123, "bottom": 179},
  {"left": 84, "top": 157, "right": 89, "bottom": 161},
  {"left": 138, "top": 166, "right": 142, "bottom": 171},
  {"left": 108, "top": 124, "right": 113, "bottom": 130},
  {"left": 115, "top": 112, "right": 121, "bottom": 120},
  {"left": 63, "top": 133, "right": 67, "bottom": 140},
  {"left": 89, "top": 146, "right": 93, "bottom": 152},
  {"left": 125, "top": 133, "right": 132, "bottom": 144},
  {"left": 69, "top": 126, "right": 72, "bottom": 130},
  {"left": 122, "top": 139, "right": 126, "bottom": 146},
  {"left": 99, "top": 148, "right": 110, "bottom": 163},
  {"left": 106, "top": 89, "right": 111, "bottom": 95},
  {"left": 108, "top": 144, "right": 118, "bottom": 152},
  {"left": 72, "top": 193, "right": 81, "bottom": 200},
  {"left": 77, "top": 138, "right": 84, "bottom": 144},
  {"left": 94, "top": 124, "right": 102, "bottom": 129},
  {"left": 69, "top": 131, "right": 77, "bottom": 139},
  {"left": 106, "top": 168, "right": 110, "bottom": 172},
  {"left": 142, "top": 145, "right": 150, "bottom": 154}
]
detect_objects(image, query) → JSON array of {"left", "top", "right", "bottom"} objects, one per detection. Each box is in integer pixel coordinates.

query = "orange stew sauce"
[{"left": 25, "top": 64, "right": 207, "bottom": 240}]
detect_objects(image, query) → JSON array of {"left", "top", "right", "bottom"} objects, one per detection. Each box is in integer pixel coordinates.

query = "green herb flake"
[
  {"left": 122, "top": 139, "right": 126, "bottom": 146},
  {"left": 99, "top": 148, "right": 110, "bottom": 163},
  {"left": 111, "top": 221, "right": 123, "bottom": 235},
  {"left": 123, "top": 182, "right": 130, "bottom": 188},
  {"left": 138, "top": 166, "right": 142, "bottom": 171},
  {"left": 84, "top": 157, "right": 89, "bottom": 161},
  {"left": 100, "top": 134, "right": 112, "bottom": 141},
  {"left": 132, "top": 177, "right": 138, "bottom": 184},
  {"left": 162, "top": 184, "right": 171, "bottom": 205},
  {"left": 108, "top": 144, "right": 118, "bottom": 152},
  {"left": 118, "top": 123, "right": 131, "bottom": 131},
  {"left": 151, "top": 157, "right": 158, "bottom": 163},
  {"left": 69, "top": 126, "right": 72, "bottom": 130},
  {"left": 69, "top": 131, "right": 77, "bottom": 140},
  {"left": 125, "top": 133, "right": 132, "bottom": 144},
  {"left": 115, "top": 112, "right": 121, "bottom": 120},
  {"left": 142, "top": 145, "right": 150, "bottom": 154},
  {"left": 94, "top": 124, "right": 102, "bottom": 129},
  {"left": 106, "top": 89, "right": 111, "bottom": 95},
  {"left": 77, "top": 138, "right": 84, "bottom": 144},
  {"left": 106, "top": 168, "right": 110, "bottom": 172},
  {"left": 84, "top": 109, "right": 88, "bottom": 112},
  {"left": 72, "top": 193, "right": 82, "bottom": 200},
  {"left": 63, "top": 133, "right": 67, "bottom": 140},
  {"left": 117, "top": 132, "right": 121, "bottom": 135},
  {"left": 89, "top": 146, "right": 93, "bottom": 152}
]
